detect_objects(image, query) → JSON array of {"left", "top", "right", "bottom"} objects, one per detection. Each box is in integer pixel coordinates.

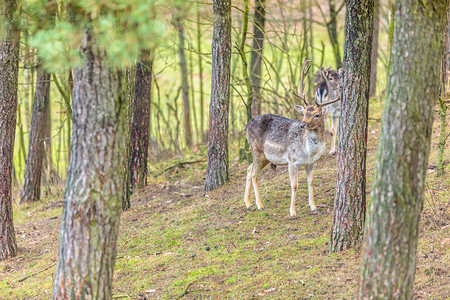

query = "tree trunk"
[
  {"left": 123, "top": 68, "right": 135, "bottom": 211},
  {"left": 328, "top": 0, "right": 342, "bottom": 68},
  {"left": 436, "top": 9, "right": 449, "bottom": 177},
  {"left": 357, "top": 1, "right": 447, "bottom": 298},
  {"left": 205, "top": 0, "right": 231, "bottom": 192},
  {"left": 330, "top": 0, "right": 373, "bottom": 253},
  {"left": 129, "top": 50, "right": 153, "bottom": 193},
  {"left": 250, "top": 0, "right": 266, "bottom": 117},
  {"left": 20, "top": 66, "right": 50, "bottom": 203},
  {"left": 369, "top": 0, "right": 379, "bottom": 98},
  {"left": 177, "top": 21, "right": 192, "bottom": 148},
  {"left": 52, "top": 29, "right": 126, "bottom": 298},
  {"left": 0, "top": 0, "right": 19, "bottom": 261},
  {"left": 197, "top": 0, "right": 206, "bottom": 142}
]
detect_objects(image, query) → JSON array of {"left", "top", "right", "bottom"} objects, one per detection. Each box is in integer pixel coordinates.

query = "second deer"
[
  {"left": 243, "top": 60, "right": 340, "bottom": 217},
  {"left": 314, "top": 67, "right": 342, "bottom": 155}
]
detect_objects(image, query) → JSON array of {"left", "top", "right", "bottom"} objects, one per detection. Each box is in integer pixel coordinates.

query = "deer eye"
[
  {"left": 314, "top": 114, "right": 320, "bottom": 118},
  {"left": 329, "top": 77, "right": 333, "bottom": 81}
]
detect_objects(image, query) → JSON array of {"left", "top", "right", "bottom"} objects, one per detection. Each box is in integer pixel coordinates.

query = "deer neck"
[{"left": 304, "top": 122, "right": 326, "bottom": 143}]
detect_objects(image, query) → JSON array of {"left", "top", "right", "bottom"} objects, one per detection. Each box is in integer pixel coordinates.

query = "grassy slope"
[{"left": 0, "top": 100, "right": 449, "bottom": 299}]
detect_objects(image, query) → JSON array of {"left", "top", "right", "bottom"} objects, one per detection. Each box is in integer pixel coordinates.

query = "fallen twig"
[
  {"left": 112, "top": 294, "right": 131, "bottom": 299},
  {"left": 155, "top": 158, "right": 206, "bottom": 176},
  {"left": 177, "top": 282, "right": 194, "bottom": 299},
  {"left": 17, "top": 262, "right": 56, "bottom": 282}
]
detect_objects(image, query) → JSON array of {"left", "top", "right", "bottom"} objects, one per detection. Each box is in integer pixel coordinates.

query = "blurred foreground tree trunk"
[
  {"left": 52, "top": 28, "right": 126, "bottom": 298},
  {"left": 0, "top": 0, "right": 19, "bottom": 261},
  {"left": 369, "top": 0, "right": 379, "bottom": 98},
  {"left": 20, "top": 65, "right": 50, "bottom": 203},
  {"left": 250, "top": 0, "right": 266, "bottom": 117},
  {"left": 330, "top": 0, "right": 373, "bottom": 252},
  {"left": 129, "top": 50, "right": 153, "bottom": 193},
  {"left": 205, "top": 0, "right": 231, "bottom": 191},
  {"left": 357, "top": 1, "right": 447, "bottom": 298}
]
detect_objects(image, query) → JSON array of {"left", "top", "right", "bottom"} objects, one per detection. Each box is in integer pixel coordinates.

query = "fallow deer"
[
  {"left": 243, "top": 60, "right": 340, "bottom": 217},
  {"left": 320, "top": 68, "right": 342, "bottom": 154}
]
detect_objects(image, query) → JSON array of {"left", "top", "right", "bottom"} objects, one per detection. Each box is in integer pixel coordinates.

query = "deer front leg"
[
  {"left": 329, "top": 115, "right": 339, "bottom": 155},
  {"left": 306, "top": 163, "right": 317, "bottom": 211},
  {"left": 288, "top": 163, "right": 299, "bottom": 218},
  {"left": 244, "top": 163, "right": 254, "bottom": 210}
]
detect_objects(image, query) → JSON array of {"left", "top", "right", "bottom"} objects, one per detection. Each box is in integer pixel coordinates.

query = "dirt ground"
[{"left": 0, "top": 100, "right": 449, "bottom": 299}]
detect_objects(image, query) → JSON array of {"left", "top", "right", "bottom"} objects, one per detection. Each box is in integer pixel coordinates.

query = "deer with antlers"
[
  {"left": 313, "top": 67, "right": 342, "bottom": 154},
  {"left": 243, "top": 60, "right": 340, "bottom": 217}
]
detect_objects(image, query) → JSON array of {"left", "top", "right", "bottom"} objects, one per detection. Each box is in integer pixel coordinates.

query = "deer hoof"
[
  {"left": 329, "top": 150, "right": 336, "bottom": 155},
  {"left": 311, "top": 208, "right": 319, "bottom": 213},
  {"left": 247, "top": 206, "right": 256, "bottom": 211},
  {"left": 258, "top": 207, "right": 265, "bottom": 211},
  {"left": 289, "top": 213, "right": 296, "bottom": 218}
]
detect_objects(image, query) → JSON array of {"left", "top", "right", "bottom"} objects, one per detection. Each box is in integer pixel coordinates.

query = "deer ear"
[
  {"left": 294, "top": 105, "right": 305, "bottom": 114},
  {"left": 321, "top": 106, "right": 329, "bottom": 115},
  {"left": 338, "top": 68, "right": 343, "bottom": 75}
]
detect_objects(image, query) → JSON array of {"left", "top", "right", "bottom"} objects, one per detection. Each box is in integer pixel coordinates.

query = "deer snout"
[{"left": 300, "top": 123, "right": 306, "bottom": 128}]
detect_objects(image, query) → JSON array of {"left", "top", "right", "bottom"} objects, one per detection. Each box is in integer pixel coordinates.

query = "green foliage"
[{"left": 25, "top": 0, "right": 178, "bottom": 72}]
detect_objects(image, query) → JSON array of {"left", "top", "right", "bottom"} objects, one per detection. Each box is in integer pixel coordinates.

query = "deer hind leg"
[
  {"left": 306, "top": 163, "right": 317, "bottom": 211},
  {"left": 252, "top": 158, "right": 269, "bottom": 211},
  {"left": 288, "top": 163, "right": 299, "bottom": 218},
  {"left": 244, "top": 163, "right": 254, "bottom": 209}
]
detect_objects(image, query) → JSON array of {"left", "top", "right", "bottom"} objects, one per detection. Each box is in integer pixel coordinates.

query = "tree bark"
[
  {"left": 436, "top": 9, "right": 449, "bottom": 177},
  {"left": 330, "top": 0, "right": 373, "bottom": 253},
  {"left": 123, "top": 68, "right": 135, "bottom": 211},
  {"left": 205, "top": 0, "right": 231, "bottom": 192},
  {"left": 20, "top": 66, "right": 50, "bottom": 203},
  {"left": 357, "top": 1, "right": 447, "bottom": 298},
  {"left": 250, "top": 0, "right": 266, "bottom": 117},
  {"left": 177, "top": 21, "right": 192, "bottom": 148},
  {"left": 0, "top": 0, "right": 19, "bottom": 261},
  {"left": 369, "top": 0, "right": 379, "bottom": 98},
  {"left": 129, "top": 50, "right": 153, "bottom": 192},
  {"left": 52, "top": 28, "right": 125, "bottom": 298},
  {"left": 197, "top": 0, "right": 206, "bottom": 142}
]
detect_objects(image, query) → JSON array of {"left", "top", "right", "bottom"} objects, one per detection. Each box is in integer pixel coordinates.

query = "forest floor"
[{"left": 1, "top": 100, "right": 449, "bottom": 299}]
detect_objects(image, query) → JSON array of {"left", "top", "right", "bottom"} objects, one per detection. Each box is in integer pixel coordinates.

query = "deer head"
[
  {"left": 322, "top": 67, "right": 342, "bottom": 91},
  {"left": 313, "top": 66, "right": 331, "bottom": 84}
]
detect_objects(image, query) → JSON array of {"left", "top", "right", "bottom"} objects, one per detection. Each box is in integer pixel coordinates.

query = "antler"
[
  {"left": 317, "top": 95, "right": 341, "bottom": 107},
  {"left": 293, "top": 59, "right": 312, "bottom": 106}
]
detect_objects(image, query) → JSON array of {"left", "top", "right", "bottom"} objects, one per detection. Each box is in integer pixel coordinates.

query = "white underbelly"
[{"left": 264, "top": 140, "right": 288, "bottom": 165}]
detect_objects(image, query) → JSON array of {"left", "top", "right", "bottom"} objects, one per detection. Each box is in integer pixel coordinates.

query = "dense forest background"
[{"left": 11, "top": 0, "right": 391, "bottom": 183}]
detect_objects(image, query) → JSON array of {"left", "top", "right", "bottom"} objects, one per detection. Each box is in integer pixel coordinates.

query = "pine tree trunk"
[
  {"left": 369, "top": 0, "right": 379, "bottom": 98},
  {"left": 330, "top": 0, "right": 373, "bottom": 253},
  {"left": 436, "top": 9, "right": 449, "bottom": 177},
  {"left": 129, "top": 50, "right": 153, "bottom": 192},
  {"left": 52, "top": 29, "right": 125, "bottom": 298},
  {"left": 123, "top": 68, "right": 135, "bottom": 211},
  {"left": 357, "top": 1, "right": 447, "bottom": 298},
  {"left": 197, "top": 0, "right": 206, "bottom": 142},
  {"left": 177, "top": 21, "right": 192, "bottom": 148},
  {"left": 0, "top": 0, "right": 19, "bottom": 261},
  {"left": 20, "top": 66, "right": 50, "bottom": 203},
  {"left": 250, "top": 0, "right": 266, "bottom": 117},
  {"left": 205, "top": 0, "right": 231, "bottom": 192}
]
